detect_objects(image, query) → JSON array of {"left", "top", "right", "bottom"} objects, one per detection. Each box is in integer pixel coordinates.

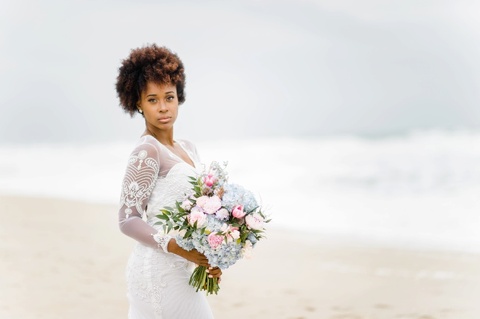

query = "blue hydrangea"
[
  {"left": 205, "top": 215, "right": 224, "bottom": 233},
  {"left": 176, "top": 229, "right": 208, "bottom": 252},
  {"left": 222, "top": 183, "right": 258, "bottom": 212},
  {"left": 176, "top": 230, "right": 245, "bottom": 269},
  {"left": 247, "top": 233, "right": 258, "bottom": 246},
  {"left": 175, "top": 235, "right": 195, "bottom": 251},
  {"left": 203, "top": 241, "right": 243, "bottom": 269}
]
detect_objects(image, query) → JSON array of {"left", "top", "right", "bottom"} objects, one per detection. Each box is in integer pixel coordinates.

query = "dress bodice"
[{"left": 146, "top": 162, "right": 200, "bottom": 229}]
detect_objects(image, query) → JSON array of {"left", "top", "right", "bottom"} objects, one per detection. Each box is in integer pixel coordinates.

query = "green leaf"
[
  {"left": 175, "top": 201, "right": 186, "bottom": 213},
  {"left": 156, "top": 214, "right": 169, "bottom": 221},
  {"left": 240, "top": 232, "right": 249, "bottom": 242}
]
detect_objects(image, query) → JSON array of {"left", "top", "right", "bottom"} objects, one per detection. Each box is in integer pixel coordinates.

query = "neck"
[{"left": 144, "top": 124, "right": 174, "bottom": 146}]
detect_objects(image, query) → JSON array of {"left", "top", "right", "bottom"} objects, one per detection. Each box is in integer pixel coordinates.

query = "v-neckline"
[
  {"left": 145, "top": 135, "right": 196, "bottom": 169},
  {"left": 171, "top": 140, "right": 196, "bottom": 169}
]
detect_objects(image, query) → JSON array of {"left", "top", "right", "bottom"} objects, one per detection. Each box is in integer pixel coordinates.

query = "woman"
[{"left": 116, "top": 44, "right": 221, "bottom": 319}]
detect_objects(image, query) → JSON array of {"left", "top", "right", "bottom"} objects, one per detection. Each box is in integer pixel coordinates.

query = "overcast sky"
[{"left": 1, "top": 0, "right": 480, "bottom": 144}]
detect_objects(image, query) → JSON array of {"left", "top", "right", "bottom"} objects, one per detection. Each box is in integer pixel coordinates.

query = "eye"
[
  {"left": 166, "top": 95, "right": 175, "bottom": 101},
  {"left": 148, "top": 98, "right": 157, "bottom": 103}
]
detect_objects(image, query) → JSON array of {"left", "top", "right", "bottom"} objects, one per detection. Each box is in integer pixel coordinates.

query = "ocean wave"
[{"left": 1, "top": 130, "right": 479, "bottom": 252}]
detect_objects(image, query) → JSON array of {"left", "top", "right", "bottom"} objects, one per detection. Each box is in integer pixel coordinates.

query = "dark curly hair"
[{"left": 115, "top": 44, "right": 186, "bottom": 116}]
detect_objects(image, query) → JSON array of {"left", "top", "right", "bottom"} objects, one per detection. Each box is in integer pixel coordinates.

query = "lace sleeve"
[{"left": 118, "top": 141, "right": 166, "bottom": 248}]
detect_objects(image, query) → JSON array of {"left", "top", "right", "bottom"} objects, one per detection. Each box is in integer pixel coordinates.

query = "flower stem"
[{"left": 189, "top": 265, "right": 220, "bottom": 295}]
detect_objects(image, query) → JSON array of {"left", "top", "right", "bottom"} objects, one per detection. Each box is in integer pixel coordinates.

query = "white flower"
[
  {"left": 215, "top": 208, "right": 230, "bottom": 220},
  {"left": 203, "top": 196, "right": 222, "bottom": 215},
  {"left": 242, "top": 240, "right": 253, "bottom": 259},
  {"left": 188, "top": 206, "right": 207, "bottom": 227},
  {"left": 196, "top": 196, "right": 209, "bottom": 208},
  {"left": 230, "top": 229, "right": 240, "bottom": 240},
  {"left": 245, "top": 213, "right": 264, "bottom": 230},
  {"left": 181, "top": 199, "right": 192, "bottom": 210},
  {"left": 220, "top": 223, "right": 229, "bottom": 232}
]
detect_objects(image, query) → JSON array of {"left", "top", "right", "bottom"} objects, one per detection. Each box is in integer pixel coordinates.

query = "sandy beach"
[{"left": 1, "top": 195, "right": 480, "bottom": 319}]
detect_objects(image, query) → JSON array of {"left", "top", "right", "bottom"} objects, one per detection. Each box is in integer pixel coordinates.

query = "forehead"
[{"left": 143, "top": 82, "right": 177, "bottom": 95}]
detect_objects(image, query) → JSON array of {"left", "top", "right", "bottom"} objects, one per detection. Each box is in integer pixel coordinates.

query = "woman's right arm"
[{"left": 118, "top": 142, "right": 162, "bottom": 248}]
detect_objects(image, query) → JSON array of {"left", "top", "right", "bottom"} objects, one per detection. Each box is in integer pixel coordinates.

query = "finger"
[
  {"left": 192, "top": 257, "right": 208, "bottom": 267},
  {"left": 212, "top": 267, "right": 221, "bottom": 273},
  {"left": 194, "top": 253, "right": 207, "bottom": 261},
  {"left": 209, "top": 268, "right": 222, "bottom": 276},
  {"left": 194, "top": 253, "right": 208, "bottom": 265},
  {"left": 209, "top": 271, "right": 222, "bottom": 278},
  {"left": 195, "top": 254, "right": 207, "bottom": 263},
  {"left": 198, "top": 260, "right": 209, "bottom": 267}
]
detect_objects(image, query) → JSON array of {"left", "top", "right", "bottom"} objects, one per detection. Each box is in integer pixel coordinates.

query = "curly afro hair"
[{"left": 115, "top": 44, "right": 186, "bottom": 116}]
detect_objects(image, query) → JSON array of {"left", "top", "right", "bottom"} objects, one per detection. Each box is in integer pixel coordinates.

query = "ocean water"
[{"left": 1, "top": 130, "right": 479, "bottom": 252}]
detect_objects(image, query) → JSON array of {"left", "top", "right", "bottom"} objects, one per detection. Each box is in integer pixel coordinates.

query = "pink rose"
[
  {"left": 207, "top": 233, "right": 224, "bottom": 249},
  {"left": 188, "top": 206, "right": 206, "bottom": 227},
  {"left": 203, "top": 196, "right": 222, "bottom": 215},
  {"left": 245, "top": 212, "right": 264, "bottom": 230},
  {"left": 215, "top": 208, "right": 230, "bottom": 220},
  {"left": 232, "top": 205, "right": 246, "bottom": 219},
  {"left": 203, "top": 174, "right": 217, "bottom": 187},
  {"left": 195, "top": 196, "right": 209, "bottom": 209}
]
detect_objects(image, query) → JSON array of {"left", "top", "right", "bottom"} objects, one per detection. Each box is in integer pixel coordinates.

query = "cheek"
[{"left": 172, "top": 105, "right": 180, "bottom": 116}]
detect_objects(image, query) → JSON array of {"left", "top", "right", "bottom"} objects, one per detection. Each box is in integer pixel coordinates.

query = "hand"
[
  {"left": 168, "top": 239, "right": 222, "bottom": 282},
  {"left": 168, "top": 239, "right": 209, "bottom": 266},
  {"left": 206, "top": 267, "right": 222, "bottom": 283},
  {"left": 182, "top": 249, "right": 210, "bottom": 267}
]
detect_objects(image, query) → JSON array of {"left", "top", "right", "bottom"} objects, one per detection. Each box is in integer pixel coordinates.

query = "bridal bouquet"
[{"left": 155, "top": 161, "right": 269, "bottom": 295}]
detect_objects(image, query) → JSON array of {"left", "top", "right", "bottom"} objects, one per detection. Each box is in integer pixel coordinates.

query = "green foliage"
[{"left": 189, "top": 265, "right": 219, "bottom": 295}]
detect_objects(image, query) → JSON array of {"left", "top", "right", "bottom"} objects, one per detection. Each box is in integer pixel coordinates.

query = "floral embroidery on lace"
[
  {"left": 127, "top": 244, "right": 191, "bottom": 318},
  {"left": 127, "top": 245, "right": 168, "bottom": 318},
  {"left": 153, "top": 233, "right": 172, "bottom": 253},
  {"left": 120, "top": 150, "right": 160, "bottom": 218}
]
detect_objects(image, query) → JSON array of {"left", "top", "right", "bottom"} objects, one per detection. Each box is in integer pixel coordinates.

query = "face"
[{"left": 138, "top": 82, "right": 179, "bottom": 132}]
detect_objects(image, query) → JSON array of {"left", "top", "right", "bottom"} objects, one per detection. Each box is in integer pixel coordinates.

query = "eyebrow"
[{"left": 146, "top": 91, "right": 175, "bottom": 97}]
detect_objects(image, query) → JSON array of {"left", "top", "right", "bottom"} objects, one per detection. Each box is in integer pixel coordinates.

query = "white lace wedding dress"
[{"left": 118, "top": 135, "right": 214, "bottom": 319}]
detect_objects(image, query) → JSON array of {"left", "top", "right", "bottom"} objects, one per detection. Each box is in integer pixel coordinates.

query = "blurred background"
[{"left": 1, "top": 0, "right": 480, "bottom": 251}]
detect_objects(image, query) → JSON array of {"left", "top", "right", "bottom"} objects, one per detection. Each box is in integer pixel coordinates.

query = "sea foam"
[{"left": 1, "top": 130, "right": 479, "bottom": 252}]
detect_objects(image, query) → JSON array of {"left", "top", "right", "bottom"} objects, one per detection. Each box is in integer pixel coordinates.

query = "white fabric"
[
  {"left": 153, "top": 233, "right": 172, "bottom": 253},
  {"left": 118, "top": 135, "right": 214, "bottom": 319}
]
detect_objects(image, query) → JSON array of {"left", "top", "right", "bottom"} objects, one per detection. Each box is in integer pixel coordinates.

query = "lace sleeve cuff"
[{"left": 152, "top": 233, "right": 172, "bottom": 253}]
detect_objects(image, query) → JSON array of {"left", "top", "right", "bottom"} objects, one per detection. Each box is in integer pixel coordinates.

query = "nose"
[{"left": 158, "top": 101, "right": 167, "bottom": 112}]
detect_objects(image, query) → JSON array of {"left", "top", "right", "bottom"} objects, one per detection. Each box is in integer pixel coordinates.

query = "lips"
[{"left": 158, "top": 117, "right": 171, "bottom": 123}]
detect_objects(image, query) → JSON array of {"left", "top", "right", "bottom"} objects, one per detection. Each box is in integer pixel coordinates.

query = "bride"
[{"left": 115, "top": 44, "right": 221, "bottom": 318}]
